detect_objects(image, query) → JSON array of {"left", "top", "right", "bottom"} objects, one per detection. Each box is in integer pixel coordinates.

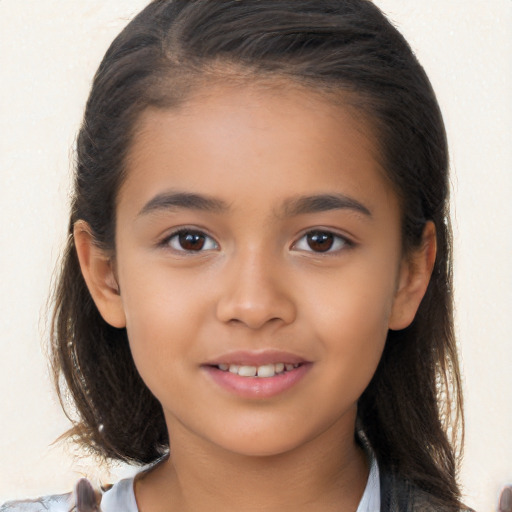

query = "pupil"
[
  {"left": 179, "top": 232, "right": 205, "bottom": 251},
  {"left": 307, "top": 232, "right": 334, "bottom": 252}
]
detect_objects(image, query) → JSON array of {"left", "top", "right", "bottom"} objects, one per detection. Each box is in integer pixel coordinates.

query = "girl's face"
[{"left": 82, "top": 83, "right": 432, "bottom": 458}]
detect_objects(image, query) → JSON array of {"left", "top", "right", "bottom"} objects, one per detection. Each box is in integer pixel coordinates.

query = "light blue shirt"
[{"left": 1, "top": 456, "right": 380, "bottom": 512}]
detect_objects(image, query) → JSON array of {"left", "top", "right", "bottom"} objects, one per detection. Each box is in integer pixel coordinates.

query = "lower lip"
[{"left": 203, "top": 364, "right": 311, "bottom": 399}]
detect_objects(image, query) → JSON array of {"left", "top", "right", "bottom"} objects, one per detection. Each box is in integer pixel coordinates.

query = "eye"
[
  {"left": 293, "top": 230, "right": 351, "bottom": 253},
  {"left": 166, "top": 229, "right": 218, "bottom": 252}
]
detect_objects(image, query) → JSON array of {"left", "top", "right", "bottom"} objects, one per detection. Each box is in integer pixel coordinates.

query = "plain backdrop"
[{"left": 0, "top": 1, "right": 511, "bottom": 511}]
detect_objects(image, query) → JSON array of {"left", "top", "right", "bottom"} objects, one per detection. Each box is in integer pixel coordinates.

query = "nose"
[{"left": 215, "top": 250, "right": 296, "bottom": 330}]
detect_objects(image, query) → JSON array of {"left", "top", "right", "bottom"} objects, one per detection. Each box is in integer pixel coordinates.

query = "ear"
[
  {"left": 388, "top": 221, "right": 437, "bottom": 331},
  {"left": 74, "top": 220, "right": 126, "bottom": 328}
]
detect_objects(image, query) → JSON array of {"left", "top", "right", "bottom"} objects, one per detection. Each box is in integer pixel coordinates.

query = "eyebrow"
[
  {"left": 138, "top": 191, "right": 230, "bottom": 217},
  {"left": 137, "top": 191, "right": 371, "bottom": 219},
  {"left": 281, "top": 193, "right": 372, "bottom": 217}
]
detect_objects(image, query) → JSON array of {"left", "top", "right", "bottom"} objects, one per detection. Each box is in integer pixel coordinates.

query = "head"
[{"left": 51, "top": 0, "right": 462, "bottom": 506}]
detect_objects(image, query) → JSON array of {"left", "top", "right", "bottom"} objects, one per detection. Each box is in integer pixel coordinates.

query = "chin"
[{"left": 212, "top": 430, "right": 311, "bottom": 459}]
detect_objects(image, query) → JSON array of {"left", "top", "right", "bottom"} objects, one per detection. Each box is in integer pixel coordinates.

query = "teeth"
[
  {"left": 238, "top": 365, "right": 257, "bottom": 377},
  {"left": 216, "top": 362, "right": 300, "bottom": 377},
  {"left": 257, "top": 364, "right": 275, "bottom": 378}
]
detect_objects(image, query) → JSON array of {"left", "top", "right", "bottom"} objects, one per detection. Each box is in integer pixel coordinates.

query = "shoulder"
[
  {"left": 408, "top": 489, "right": 474, "bottom": 512},
  {"left": 101, "top": 477, "right": 138, "bottom": 511},
  {"left": 1, "top": 476, "right": 138, "bottom": 512},
  {"left": 0, "top": 492, "right": 72, "bottom": 512},
  {"left": 379, "top": 467, "right": 472, "bottom": 512}
]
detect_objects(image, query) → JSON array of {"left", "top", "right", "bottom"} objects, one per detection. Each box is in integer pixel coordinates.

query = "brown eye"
[
  {"left": 293, "top": 230, "right": 350, "bottom": 253},
  {"left": 168, "top": 230, "right": 218, "bottom": 252},
  {"left": 306, "top": 231, "right": 334, "bottom": 252},
  {"left": 179, "top": 232, "right": 205, "bottom": 250}
]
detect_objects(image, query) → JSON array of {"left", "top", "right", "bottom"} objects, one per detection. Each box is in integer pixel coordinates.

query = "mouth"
[
  {"left": 203, "top": 353, "right": 311, "bottom": 399},
  {"left": 202, "top": 351, "right": 310, "bottom": 398},
  {"left": 212, "top": 362, "right": 302, "bottom": 378}
]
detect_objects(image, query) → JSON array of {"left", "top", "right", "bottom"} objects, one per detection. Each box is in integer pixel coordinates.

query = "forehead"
[{"left": 120, "top": 83, "right": 396, "bottom": 218}]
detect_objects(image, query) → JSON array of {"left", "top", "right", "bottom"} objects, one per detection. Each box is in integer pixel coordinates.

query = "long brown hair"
[{"left": 51, "top": 0, "right": 463, "bottom": 507}]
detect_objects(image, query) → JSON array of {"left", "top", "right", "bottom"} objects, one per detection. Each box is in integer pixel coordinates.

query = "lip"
[
  {"left": 203, "top": 349, "right": 309, "bottom": 367},
  {"left": 202, "top": 350, "right": 312, "bottom": 399}
]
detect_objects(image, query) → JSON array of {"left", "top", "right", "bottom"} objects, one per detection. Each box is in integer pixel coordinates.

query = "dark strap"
[{"left": 379, "top": 468, "right": 414, "bottom": 512}]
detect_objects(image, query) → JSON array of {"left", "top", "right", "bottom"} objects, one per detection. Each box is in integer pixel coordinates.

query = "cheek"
[
  {"left": 319, "top": 297, "right": 389, "bottom": 373},
  {"left": 120, "top": 259, "right": 207, "bottom": 330},
  {"left": 118, "top": 270, "right": 203, "bottom": 385},
  {"left": 303, "top": 256, "right": 397, "bottom": 335},
  {"left": 313, "top": 304, "right": 388, "bottom": 413},
  {"left": 300, "top": 260, "right": 397, "bottom": 383}
]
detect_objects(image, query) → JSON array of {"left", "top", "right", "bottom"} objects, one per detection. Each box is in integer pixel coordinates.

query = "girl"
[{"left": 2, "top": 0, "right": 468, "bottom": 511}]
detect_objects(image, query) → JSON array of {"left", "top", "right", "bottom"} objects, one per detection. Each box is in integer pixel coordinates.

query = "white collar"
[
  {"left": 102, "top": 455, "right": 381, "bottom": 512},
  {"left": 356, "top": 453, "right": 381, "bottom": 512}
]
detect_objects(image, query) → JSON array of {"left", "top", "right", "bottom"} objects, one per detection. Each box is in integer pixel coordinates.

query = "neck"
[{"left": 135, "top": 415, "right": 369, "bottom": 512}]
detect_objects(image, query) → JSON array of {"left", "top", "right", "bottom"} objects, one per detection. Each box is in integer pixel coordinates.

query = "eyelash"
[
  {"left": 292, "top": 230, "right": 354, "bottom": 254},
  {"left": 161, "top": 229, "right": 219, "bottom": 253},
  {"left": 160, "top": 228, "right": 353, "bottom": 254}
]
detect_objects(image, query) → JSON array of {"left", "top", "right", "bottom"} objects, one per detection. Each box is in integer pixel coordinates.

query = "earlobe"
[
  {"left": 388, "top": 221, "right": 437, "bottom": 331},
  {"left": 73, "top": 220, "right": 126, "bottom": 329}
]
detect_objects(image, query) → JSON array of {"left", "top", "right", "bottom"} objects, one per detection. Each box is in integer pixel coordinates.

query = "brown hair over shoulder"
[{"left": 50, "top": 0, "right": 463, "bottom": 508}]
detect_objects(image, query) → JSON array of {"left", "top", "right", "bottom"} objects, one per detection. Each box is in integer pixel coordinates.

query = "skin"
[{"left": 75, "top": 83, "right": 436, "bottom": 512}]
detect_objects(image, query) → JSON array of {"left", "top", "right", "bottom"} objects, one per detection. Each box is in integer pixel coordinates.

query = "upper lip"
[{"left": 203, "top": 350, "right": 309, "bottom": 367}]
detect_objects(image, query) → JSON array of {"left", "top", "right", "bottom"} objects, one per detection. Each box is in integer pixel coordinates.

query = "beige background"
[{"left": 0, "top": 1, "right": 511, "bottom": 510}]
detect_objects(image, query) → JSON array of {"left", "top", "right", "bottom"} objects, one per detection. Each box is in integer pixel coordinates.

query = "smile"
[
  {"left": 202, "top": 353, "right": 313, "bottom": 400},
  {"left": 215, "top": 363, "right": 301, "bottom": 378}
]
